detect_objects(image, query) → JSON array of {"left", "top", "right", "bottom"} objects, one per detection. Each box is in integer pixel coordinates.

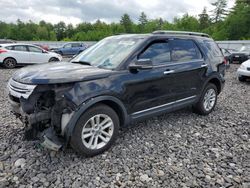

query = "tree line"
[{"left": 0, "top": 0, "right": 249, "bottom": 41}]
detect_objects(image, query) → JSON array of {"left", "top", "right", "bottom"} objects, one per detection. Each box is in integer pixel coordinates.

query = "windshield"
[{"left": 71, "top": 36, "right": 145, "bottom": 69}]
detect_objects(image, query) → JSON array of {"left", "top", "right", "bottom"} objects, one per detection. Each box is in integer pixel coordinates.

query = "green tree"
[
  {"left": 220, "top": 0, "right": 250, "bottom": 39},
  {"left": 120, "top": 13, "right": 133, "bottom": 33},
  {"left": 211, "top": 0, "right": 228, "bottom": 23},
  {"left": 138, "top": 12, "right": 148, "bottom": 32},
  {"left": 199, "top": 7, "right": 211, "bottom": 30},
  {"left": 54, "top": 21, "right": 67, "bottom": 40},
  {"left": 174, "top": 14, "right": 200, "bottom": 31}
]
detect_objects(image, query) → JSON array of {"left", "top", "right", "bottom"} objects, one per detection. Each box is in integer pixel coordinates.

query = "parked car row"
[
  {"left": 220, "top": 45, "right": 250, "bottom": 82},
  {"left": 221, "top": 46, "right": 250, "bottom": 65},
  {"left": 0, "top": 43, "right": 62, "bottom": 68},
  {"left": 237, "top": 59, "right": 250, "bottom": 82},
  {"left": 50, "top": 42, "right": 88, "bottom": 56}
]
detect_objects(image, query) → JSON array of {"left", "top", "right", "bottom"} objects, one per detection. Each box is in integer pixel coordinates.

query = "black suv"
[{"left": 8, "top": 31, "right": 225, "bottom": 156}]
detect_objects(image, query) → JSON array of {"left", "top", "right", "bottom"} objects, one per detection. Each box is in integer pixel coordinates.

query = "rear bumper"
[{"left": 232, "top": 56, "right": 249, "bottom": 62}]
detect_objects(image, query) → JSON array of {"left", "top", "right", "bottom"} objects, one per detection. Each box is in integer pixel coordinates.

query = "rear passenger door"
[
  {"left": 10, "top": 45, "right": 30, "bottom": 64},
  {"left": 168, "top": 38, "right": 207, "bottom": 101}
]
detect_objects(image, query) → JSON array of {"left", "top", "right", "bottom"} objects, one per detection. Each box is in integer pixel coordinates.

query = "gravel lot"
[{"left": 0, "top": 64, "right": 249, "bottom": 188}]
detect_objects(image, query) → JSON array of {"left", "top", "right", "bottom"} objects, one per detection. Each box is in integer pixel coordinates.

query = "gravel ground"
[{"left": 0, "top": 64, "right": 249, "bottom": 188}]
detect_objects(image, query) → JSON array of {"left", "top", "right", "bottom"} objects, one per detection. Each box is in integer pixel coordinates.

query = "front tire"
[
  {"left": 70, "top": 104, "right": 120, "bottom": 157},
  {"left": 3, "top": 58, "right": 17, "bottom": 69},
  {"left": 49, "top": 57, "right": 59, "bottom": 62},
  {"left": 238, "top": 76, "right": 246, "bottom": 82},
  {"left": 193, "top": 83, "right": 218, "bottom": 115}
]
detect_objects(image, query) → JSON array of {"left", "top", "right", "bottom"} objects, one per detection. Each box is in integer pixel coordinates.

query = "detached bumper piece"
[{"left": 40, "top": 127, "right": 63, "bottom": 151}]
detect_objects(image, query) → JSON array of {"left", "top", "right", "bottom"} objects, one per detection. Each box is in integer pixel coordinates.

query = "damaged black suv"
[{"left": 8, "top": 31, "right": 225, "bottom": 156}]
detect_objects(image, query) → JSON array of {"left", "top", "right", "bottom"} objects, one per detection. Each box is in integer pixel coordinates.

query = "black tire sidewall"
[
  {"left": 70, "top": 104, "right": 120, "bottom": 157},
  {"left": 49, "top": 57, "right": 58, "bottom": 62},
  {"left": 194, "top": 83, "right": 218, "bottom": 115},
  {"left": 3, "top": 58, "right": 16, "bottom": 68}
]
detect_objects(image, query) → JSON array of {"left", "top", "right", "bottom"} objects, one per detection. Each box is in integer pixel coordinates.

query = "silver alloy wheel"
[
  {"left": 203, "top": 88, "right": 216, "bottom": 111},
  {"left": 81, "top": 114, "right": 114, "bottom": 150},
  {"left": 5, "top": 59, "right": 16, "bottom": 68}
]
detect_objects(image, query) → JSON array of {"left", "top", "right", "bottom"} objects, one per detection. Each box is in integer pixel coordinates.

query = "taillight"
[
  {"left": 0, "top": 49, "right": 7, "bottom": 54},
  {"left": 223, "top": 58, "right": 227, "bottom": 65}
]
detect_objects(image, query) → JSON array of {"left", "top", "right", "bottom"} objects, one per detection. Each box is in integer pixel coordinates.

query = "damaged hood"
[{"left": 12, "top": 62, "right": 112, "bottom": 84}]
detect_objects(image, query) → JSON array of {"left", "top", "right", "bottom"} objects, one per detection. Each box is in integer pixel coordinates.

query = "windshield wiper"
[{"left": 71, "top": 61, "right": 92, "bottom": 66}]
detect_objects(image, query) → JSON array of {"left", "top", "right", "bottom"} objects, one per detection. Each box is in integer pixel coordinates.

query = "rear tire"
[
  {"left": 3, "top": 58, "right": 17, "bottom": 69},
  {"left": 193, "top": 83, "right": 218, "bottom": 115},
  {"left": 70, "top": 104, "right": 120, "bottom": 157}
]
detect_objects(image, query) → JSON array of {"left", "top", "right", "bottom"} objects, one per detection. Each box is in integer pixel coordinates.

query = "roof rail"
[{"left": 152, "top": 30, "right": 210, "bottom": 38}]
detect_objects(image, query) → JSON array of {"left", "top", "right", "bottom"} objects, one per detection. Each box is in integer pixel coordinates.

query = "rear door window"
[
  {"left": 13, "top": 45, "right": 28, "bottom": 52},
  {"left": 138, "top": 41, "right": 171, "bottom": 64},
  {"left": 5, "top": 46, "right": 13, "bottom": 50},
  {"left": 170, "top": 39, "right": 202, "bottom": 62}
]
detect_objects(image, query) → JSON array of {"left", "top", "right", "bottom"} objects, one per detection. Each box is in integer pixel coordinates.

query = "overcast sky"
[{"left": 0, "top": 0, "right": 235, "bottom": 25}]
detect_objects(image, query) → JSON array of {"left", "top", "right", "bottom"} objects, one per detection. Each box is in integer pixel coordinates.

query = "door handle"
[
  {"left": 201, "top": 64, "right": 208, "bottom": 68},
  {"left": 163, "top": 70, "right": 175, "bottom": 75}
]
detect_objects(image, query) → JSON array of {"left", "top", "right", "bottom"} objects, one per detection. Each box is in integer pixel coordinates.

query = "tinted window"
[
  {"left": 64, "top": 43, "right": 72, "bottom": 48},
  {"left": 13, "top": 45, "right": 28, "bottom": 52},
  {"left": 5, "top": 46, "right": 13, "bottom": 50},
  {"left": 204, "top": 40, "right": 222, "bottom": 57},
  {"left": 139, "top": 41, "right": 171, "bottom": 64},
  {"left": 170, "top": 39, "right": 202, "bottom": 62},
  {"left": 28, "top": 46, "right": 43, "bottom": 53},
  {"left": 72, "top": 43, "right": 81, "bottom": 47}
]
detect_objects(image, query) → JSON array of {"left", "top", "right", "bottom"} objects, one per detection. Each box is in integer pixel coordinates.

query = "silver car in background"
[{"left": 0, "top": 43, "right": 62, "bottom": 68}]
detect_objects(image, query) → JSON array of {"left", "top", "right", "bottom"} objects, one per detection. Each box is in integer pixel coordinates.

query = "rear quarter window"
[
  {"left": 5, "top": 46, "right": 13, "bottom": 50},
  {"left": 204, "top": 40, "right": 222, "bottom": 57},
  {"left": 170, "top": 39, "right": 202, "bottom": 62}
]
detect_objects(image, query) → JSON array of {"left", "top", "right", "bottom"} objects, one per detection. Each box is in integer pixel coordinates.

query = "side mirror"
[{"left": 129, "top": 59, "right": 153, "bottom": 70}]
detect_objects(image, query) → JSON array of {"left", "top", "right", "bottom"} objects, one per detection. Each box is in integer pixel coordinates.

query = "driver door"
[
  {"left": 28, "top": 45, "right": 49, "bottom": 63},
  {"left": 125, "top": 39, "right": 176, "bottom": 117}
]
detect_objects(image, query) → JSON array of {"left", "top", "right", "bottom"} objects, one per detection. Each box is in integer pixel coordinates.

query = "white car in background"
[
  {"left": 237, "top": 59, "right": 250, "bottom": 82},
  {"left": 0, "top": 43, "right": 62, "bottom": 68}
]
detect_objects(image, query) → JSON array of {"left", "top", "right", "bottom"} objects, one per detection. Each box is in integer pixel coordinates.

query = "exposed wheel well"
[{"left": 208, "top": 78, "right": 221, "bottom": 94}]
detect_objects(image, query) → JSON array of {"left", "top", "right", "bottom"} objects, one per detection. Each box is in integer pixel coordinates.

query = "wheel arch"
[
  {"left": 64, "top": 96, "right": 129, "bottom": 143},
  {"left": 49, "top": 57, "right": 59, "bottom": 62},
  {"left": 208, "top": 77, "right": 222, "bottom": 94},
  {"left": 202, "top": 73, "right": 224, "bottom": 95},
  {"left": 3, "top": 56, "right": 17, "bottom": 63}
]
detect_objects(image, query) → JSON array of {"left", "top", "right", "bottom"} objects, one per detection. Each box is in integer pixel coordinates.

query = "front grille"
[{"left": 8, "top": 79, "right": 36, "bottom": 99}]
